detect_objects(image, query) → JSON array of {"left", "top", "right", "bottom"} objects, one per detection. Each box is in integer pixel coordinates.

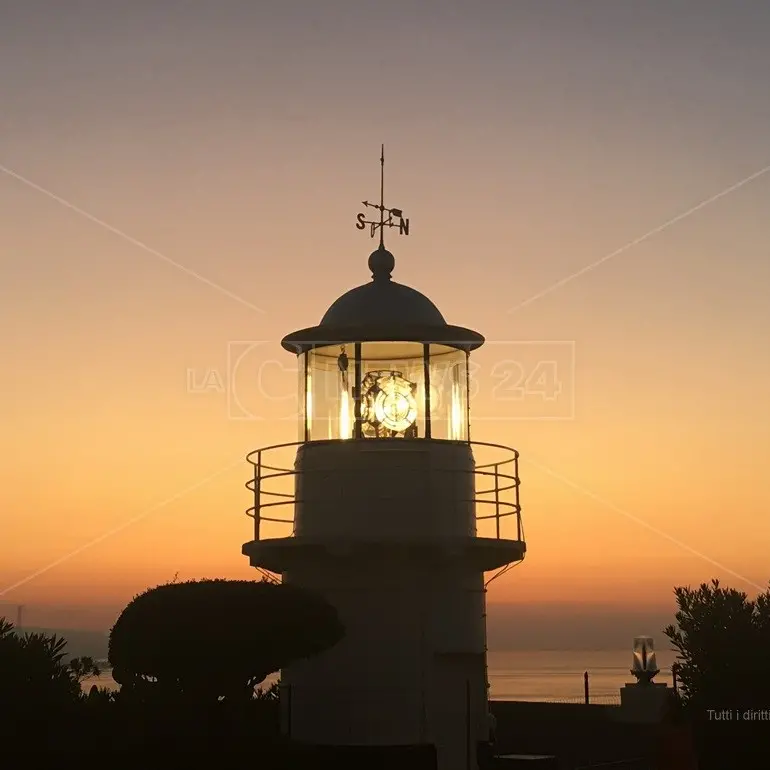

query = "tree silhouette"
[
  {"left": 664, "top": 579, "right": 770, "bottom": 711},
  {"left": 664, "top": 579, "right": 770, "bottom": 769},
  {"left": 108, "top": 578, "right": 344, "bottom": 703},
  {"left": 0, "top": 617, "right": 100, "bottom": 746}
]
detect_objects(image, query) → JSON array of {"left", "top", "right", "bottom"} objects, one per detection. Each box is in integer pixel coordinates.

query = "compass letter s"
[{"left": 356, "top": 213, "right": 366, "bottom": 230}]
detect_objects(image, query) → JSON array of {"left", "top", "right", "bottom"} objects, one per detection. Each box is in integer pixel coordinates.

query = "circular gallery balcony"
[{"left": 242, "top": 439, "right": 526, "bottom": 573}]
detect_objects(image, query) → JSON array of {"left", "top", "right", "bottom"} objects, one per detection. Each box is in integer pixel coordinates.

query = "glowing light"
[
  {"left": 365, "top": 371, "right": 418, "bottom": 433},
  {"left": 305, "top": 371, "right": 312, "bottom": 431},
  {"left": 631, "top": 636, "right": 659, "bottom": 682},
  {"left": 340, "top": 389, "right": 351, "bottom": 439}
]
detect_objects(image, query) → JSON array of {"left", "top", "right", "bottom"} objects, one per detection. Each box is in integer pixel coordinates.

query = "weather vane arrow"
[{"left": 355, "top": 145, "right": 410, "bottom": 246}]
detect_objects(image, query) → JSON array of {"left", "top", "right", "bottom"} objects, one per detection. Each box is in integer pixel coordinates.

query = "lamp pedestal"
[{"left": 619, "top": 680, "right": 669, "bottom": 723}]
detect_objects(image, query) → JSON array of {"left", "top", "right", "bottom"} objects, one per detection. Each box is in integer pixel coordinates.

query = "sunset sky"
[{"left": 1, "top": 0, "right": 769, "bottom": 636}]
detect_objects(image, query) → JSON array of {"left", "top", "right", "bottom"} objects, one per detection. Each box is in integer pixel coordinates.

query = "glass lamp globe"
[{"left": 631, "top": 635, "right": 659, "bottom": 684}]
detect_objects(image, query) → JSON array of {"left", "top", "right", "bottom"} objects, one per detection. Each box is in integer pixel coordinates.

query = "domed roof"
[
  {"left": 320, "top": 247, "right": 446, "bottom": 327},
  {"left": 281, "top": 245, "right": 484, "bottom": 353}
]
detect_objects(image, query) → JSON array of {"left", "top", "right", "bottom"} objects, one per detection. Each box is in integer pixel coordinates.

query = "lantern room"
[{"left": 282, "top": 245, "right": 484, "bottom": 444}]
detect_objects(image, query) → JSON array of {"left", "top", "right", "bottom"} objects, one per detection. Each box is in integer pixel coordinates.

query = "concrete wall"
[{"left": 490, "top": 701, "right": 657, "bottom": 768}]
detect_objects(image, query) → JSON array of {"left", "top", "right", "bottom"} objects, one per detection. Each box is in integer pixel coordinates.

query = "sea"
[{"left": 83, "top": 648, "right": 676, "bottom": 703}]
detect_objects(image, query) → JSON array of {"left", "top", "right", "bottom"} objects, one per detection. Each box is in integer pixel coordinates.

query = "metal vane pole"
[
  {"left": 355, "top": 146, "right": 410, "bottom": 244},
  {"left": 379, "top": 144, "right": 385, "bottom": 247}
]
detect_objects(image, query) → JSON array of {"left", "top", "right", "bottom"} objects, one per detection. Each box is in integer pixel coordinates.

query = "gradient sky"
[{"left": 1, "top": 0, "right": 769, "bottom": 636}]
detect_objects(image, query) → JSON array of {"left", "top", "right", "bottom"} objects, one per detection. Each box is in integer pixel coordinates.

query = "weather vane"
[{"left": 355, "top": 145, "right": 410, "bottom": 246}]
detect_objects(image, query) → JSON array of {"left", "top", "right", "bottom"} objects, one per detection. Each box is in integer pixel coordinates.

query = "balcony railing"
[{"left": 245, "top": 440, "right": 524, "bottom": 544}]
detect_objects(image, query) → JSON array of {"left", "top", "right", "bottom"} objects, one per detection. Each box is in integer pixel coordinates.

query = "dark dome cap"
[
  {"left": 320, "top": 279, "right": 446, "bottom": 328},
  {"left": 280, "top": 245, "right": 485, "bottom": 353},
  {"left": 320, "top": 245, "right": 444, "bottom": 327}
]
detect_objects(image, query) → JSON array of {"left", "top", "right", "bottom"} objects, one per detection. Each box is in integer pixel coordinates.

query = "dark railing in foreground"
[
  {"left": 244, "top": 439, "right": 524, "bottom": 544},
  {"left": 503, "top": 694, "right": 621, "bottom": 706}
]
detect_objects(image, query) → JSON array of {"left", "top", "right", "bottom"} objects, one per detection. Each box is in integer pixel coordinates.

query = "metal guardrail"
[
  {"left": 245, "top": 439, "right": 523, "bottom": 544},
  {"left": 505, "top": 695, "right": 621, "bottom": 707}
]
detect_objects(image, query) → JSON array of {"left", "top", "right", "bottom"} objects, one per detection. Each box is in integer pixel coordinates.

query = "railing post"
[
  {"left": 254, "top": 450, "right": 262, "bottom": 541},
  {"left": 515, "top": 453, "right": 522, "bottom": 542},
  {"left": 584, "top": 671, "right": 589, "bottom": 704},
  {"left": 493, "top": 464, "right": 500, "bottom": 539}
]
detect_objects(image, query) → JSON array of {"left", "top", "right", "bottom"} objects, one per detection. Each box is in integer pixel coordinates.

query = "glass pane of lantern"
[
  {"left": 631, "top": 635, "right": 658, "bottom": 674},
  {"left": 359, "top": 342, "right": 425, "bottom": 439},
  {"left": 428, "top": 345, "right": 469, "bottom": 441},
  {"left": 298, "top": 352, "right": 307, "bottom": 442},
  {"left": 306, "top": 345, "right": 355, "bottom": 441}
]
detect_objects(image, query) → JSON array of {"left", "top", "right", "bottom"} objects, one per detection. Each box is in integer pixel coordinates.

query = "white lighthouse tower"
[{"left": 242, "top": 149, "right": 526, "bottom": 769}]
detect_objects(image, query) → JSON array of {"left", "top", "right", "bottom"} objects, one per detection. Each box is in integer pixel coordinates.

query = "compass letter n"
[{"left": 399, "top": 218, "right": 410, "bottom": 235}]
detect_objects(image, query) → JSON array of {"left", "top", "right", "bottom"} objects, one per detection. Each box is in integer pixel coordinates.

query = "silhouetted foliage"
[
  {"left": 0, "top": 617, "right": 101, "bottom": 746},
  {"left": 664, "top": 579, "right": 770, "bottom": 710},
  {"left": 664, "top": 579, "right": 770, "bottom": 769},
  {"left": 109, "top": 578, "right": 344, "bottom": 703},
  {"left": 1, "top": 583, "right": 345, "bottom": 761}
]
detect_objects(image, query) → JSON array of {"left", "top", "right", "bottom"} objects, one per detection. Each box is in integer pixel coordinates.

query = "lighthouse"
[{"left": 242, "top": 149, "right": 526, "bottom": 769}]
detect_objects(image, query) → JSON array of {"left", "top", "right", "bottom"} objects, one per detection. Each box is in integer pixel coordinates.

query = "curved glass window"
[
  {"left": 299, "top": 342, "right": 470, "bottom": 442},
  {"left": 426, "top": 344, "right": 468, "bottom": 441}
]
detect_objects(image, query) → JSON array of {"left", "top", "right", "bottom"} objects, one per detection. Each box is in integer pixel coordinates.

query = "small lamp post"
[{"left": 620, "top": 636, "right": 668, "bottom": 723}]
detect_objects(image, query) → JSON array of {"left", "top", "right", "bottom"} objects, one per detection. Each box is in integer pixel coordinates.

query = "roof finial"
[
  {"left": 368, "top": 246, "right": 395, "bottom": 281},
  {"left": 355, "top": 145, "right": 410, "bottom": 251}
]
